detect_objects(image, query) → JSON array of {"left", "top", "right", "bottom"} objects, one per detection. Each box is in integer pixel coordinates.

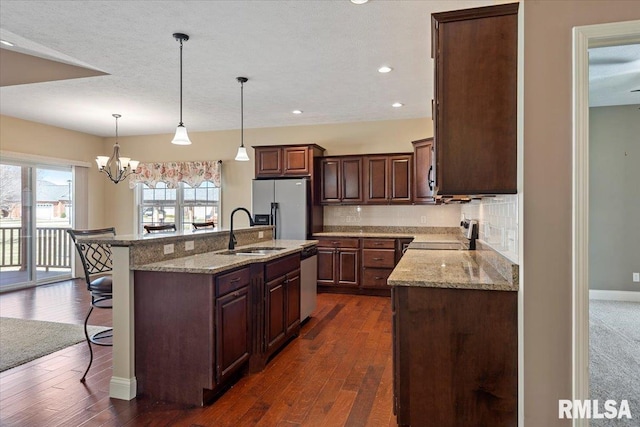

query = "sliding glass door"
[{"left": 0, "top": 162, "right": 73, "bottom": 291}]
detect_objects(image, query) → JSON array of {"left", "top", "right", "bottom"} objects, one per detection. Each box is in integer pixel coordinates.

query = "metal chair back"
[{"left": 67, "top": 228, "right": 116, "bottom": 290}]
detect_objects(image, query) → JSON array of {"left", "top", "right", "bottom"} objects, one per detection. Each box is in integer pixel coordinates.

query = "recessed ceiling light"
[
  {"left": 350, "top": 0, "right": 369, "bottom": 4},
  {"left": 292, "top": 110, "right": 303, "bottom": 115},
  {"left": 378, "top": 66, "right": 392, "bottom": 73},
  {"left": 392, "top": 102, "right": 403, "bottom": 108},
  {"left": 0, "top": 40, "right": 14, "bottom": 47}
]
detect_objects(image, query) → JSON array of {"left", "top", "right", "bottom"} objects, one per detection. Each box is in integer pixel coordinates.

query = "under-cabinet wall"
[{"left": 324, "top": 204, "right": 461, "bottom": 228}]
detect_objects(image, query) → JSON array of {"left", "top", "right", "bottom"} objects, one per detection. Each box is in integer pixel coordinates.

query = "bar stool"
[
  {"left": 143, "top": 224, "right": 176, "bottom": 233},
  {"left": 67, "top": 227, "right": 115, "bottom": 382},
  {"left": 192, "top": 220, "right": 215, "bottom": 230}
]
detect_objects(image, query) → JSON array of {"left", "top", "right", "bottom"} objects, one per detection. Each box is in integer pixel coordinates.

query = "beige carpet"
[
  {"left": 0, "top": 317, "right": 109, "bottom": 372},
  {"left": 589, "top": 300, "right": 640, "bottom": 426}
]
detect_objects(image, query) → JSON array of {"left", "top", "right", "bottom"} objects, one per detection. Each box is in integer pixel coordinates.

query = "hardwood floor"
[{"left": 0, "top": 279, "right": 397, "bottom": 426}]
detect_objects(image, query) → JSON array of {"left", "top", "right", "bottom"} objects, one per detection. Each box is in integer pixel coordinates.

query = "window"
[{"left": 138, "top": 181, "right": 220, "bottom": 232}]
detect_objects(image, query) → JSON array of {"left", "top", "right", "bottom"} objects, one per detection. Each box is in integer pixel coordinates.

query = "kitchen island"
[
  {"left": 81, "top": 225, "right": 316, "bottom": 404},
  {"left": 388, "top": 241, "right": 518, "bottom": 427}
]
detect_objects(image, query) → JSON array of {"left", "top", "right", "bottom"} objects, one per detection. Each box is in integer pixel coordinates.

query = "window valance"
[{"left": 128, "top": 160, "right": 222, "bottom": 189}]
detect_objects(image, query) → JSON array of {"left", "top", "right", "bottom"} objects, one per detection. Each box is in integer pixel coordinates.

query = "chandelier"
[{"left": 95, "top": 114, "right": 139, "bottom": 184}]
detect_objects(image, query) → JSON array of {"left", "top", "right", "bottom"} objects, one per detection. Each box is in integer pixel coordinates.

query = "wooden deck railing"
[{"left": 1, "top": 227, "right": 72, "bottom": 270}]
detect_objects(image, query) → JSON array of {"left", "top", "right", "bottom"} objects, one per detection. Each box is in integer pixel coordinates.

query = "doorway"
[
  {"left": 572, "top": 20, "right": 640, "bottom": 425},
  {"left": 0, "top": 162, "right": 74, "bottom": 291}
]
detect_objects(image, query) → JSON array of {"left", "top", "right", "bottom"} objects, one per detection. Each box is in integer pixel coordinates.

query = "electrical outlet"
[
  {"left": 420, "top": 216, "right": 427, "bottom": 224},
  {"left": 163, "top": 244, "right": 174, "bottom": 255},
  {"left": 185, "top": 240, "right": 194, "bottom": 251},
  {"left": 633, "top": 272, "right": 640, "bottom": 283},
  {"left": 258, "top": 231, "right": 264, "bottom": 238}
]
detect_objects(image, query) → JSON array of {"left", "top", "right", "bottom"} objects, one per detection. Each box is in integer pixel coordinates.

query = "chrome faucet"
[{"left": 228, "top": 207, "right": 255, "bottom": 250}]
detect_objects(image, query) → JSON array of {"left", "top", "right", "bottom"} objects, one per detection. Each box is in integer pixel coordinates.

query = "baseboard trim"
[
  {"left": 589, "top": 290, "right": 640, "bottom": 302},
  {"left": 109, "top": 376, "right": 137, "bottom": 400}
]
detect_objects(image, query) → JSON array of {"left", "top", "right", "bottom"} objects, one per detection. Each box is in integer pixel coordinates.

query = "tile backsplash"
[
  {"left": 461, "top": 195, "right": 519, "bottom": 263},
  {"left": 324, "top": 204, "right": 462, "bottom": 228}
]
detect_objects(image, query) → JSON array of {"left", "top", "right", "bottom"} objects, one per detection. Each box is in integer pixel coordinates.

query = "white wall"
[{"left": 589, "top": 105, "right": 640, "bottom": 292}]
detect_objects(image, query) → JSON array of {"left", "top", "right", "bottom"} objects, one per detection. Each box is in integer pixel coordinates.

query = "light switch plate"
[
  {"left": 163, "top": 244, "right": 174, "bottom": 255},
  {"left": 258, "top": 231, "right": 264, "bottom": 238},
  {"left": 633, "top": 272, "right": 639, "bottom": 283},
  {"left": 185, "top": 240, "right": 194, "bottom": 251}
]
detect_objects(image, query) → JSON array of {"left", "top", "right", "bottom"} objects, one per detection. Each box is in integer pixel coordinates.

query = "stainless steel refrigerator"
[{"left": 251, "top": 178, "right": 310, "bottom": 240}]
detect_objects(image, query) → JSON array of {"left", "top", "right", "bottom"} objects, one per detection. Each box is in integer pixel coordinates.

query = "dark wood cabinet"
[
  {"left": 215, "top": 279, "right": 250, "bottom": 384},
  {"left": 320, "top": 156, "right": 363, "bottom": 204},
  {"left": 412, "top": 138, "right": 436, "bottom": 203},
  {"left": 361, "top": 238, "right": 395, "bottom": 289},
  {"left": 363, "top": 154, "right": 413, "bottom": 204},
  {"left": 265, "top": 275, "right": 286, "bottom": 354},
  {"left": 393, "top": 286, "right": 517, "bottom": 426},
  {"left": 254, "top": 144, "right": 325, "bottom": 178},
  {"left": 432, "top": 3, "right": 519, "bottom": 195},
  {"left": 133, "top": 253, "right": 303, "bottom": 407},
  {"left": 255, "top": 147, "right": 282, "bottom": 177},
  {"left": 316, "top": 238, "right": 360, "bottom": 289},
  {"left": 264, "top": 254, "right": 301, "bottom": 358}
]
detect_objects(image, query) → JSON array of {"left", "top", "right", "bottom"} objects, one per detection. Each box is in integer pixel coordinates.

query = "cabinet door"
[
  {"left": 413, "top": 139, "right": 435, "bottom": 202},
  {"left": 337, "top": 248, "right": 359, "bottom": 287},
  {"left": 285, "top": 269, "right": 301, "bottom": 334},
  {"left": 321, "top": 159, "right": 341, "bottom": 203},
  {"left": 216, "top": 286, "right": 250, "bottom": 384},
  {"left": 265, "top": 277, "right": 287, "bottom": 353},
  {"left": 283, "top": 146, "right": 310, "bottom": 176},
  {"left": 364, "top": 156, "right": 389, "bottom": 204},
  {"left": 341, "top": 157, "right": 363, "bottom": 203},
  {"left": 433, "top": 4, "right": 518, "bottom": 194},
  {"left": 255, "top": 147, "right": 283, "bottom": 177},
  {"left": 317, "top": 247, "right": 337, "bottom": 285},
  {"left": 389, "top": 155, "right": 412, "bottom": 203}
]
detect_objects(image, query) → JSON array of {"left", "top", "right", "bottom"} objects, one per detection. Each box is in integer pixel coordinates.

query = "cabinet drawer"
[
  {"left": 363, "top": 238, "right": 396, "bottom": 249},
  {"left": 362, "top": 267, "right": 393, "bottom": 288},
  {"left": 265, "top": 254, "right": 300, "bottom": 282},
  {"left": 362, "top": 249, "right": 395, "bottom": 268},
  {"left": 216, "top": 267, "right": 250, "bottom": 297},
  {"left": 317, "top": 238, "right": 360, "bottom": 249}
]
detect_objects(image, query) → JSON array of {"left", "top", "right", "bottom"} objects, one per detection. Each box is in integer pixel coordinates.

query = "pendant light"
[
  {"left": 96, "top": 114, "right": 139, "bottom": 184},
  {"left": 171, "top": 33, "right": 192, "bottom": 145},
  {"left": 235, "top": 76, "right": 250, "bottom": 161}
]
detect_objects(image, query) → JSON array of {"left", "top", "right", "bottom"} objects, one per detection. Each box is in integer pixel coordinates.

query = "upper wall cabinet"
[
  {"left": 320, "top": 156, "right": 363, "bottom": 204},
  {"left": 254, "top": 144, "right": 325, "bottom": 178},
  {"left": 432, "top": 3, "right": 519, "bottom": 195},
  {"left": 412, "top": 138, "right": 435, "bottom": 203},
  {"left": 363, "top": 154, "right": 413, "bottom": 204}
]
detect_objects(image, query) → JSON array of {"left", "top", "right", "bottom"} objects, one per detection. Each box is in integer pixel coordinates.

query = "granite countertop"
[
  {"left": 133, "top": 239, "right": 318, "bottom": 275},
  {"left": 316, "top": 229, "right": 518, "bottom": 291},
  {"left": 388, "top": 246, "right": 518, "bottom": 292}
]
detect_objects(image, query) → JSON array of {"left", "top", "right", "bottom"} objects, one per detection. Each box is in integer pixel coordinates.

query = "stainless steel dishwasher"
[{"left": 300, "top": 245, "right": 318, "bottom": 321}]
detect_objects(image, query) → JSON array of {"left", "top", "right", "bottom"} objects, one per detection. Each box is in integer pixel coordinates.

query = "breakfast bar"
[{"left": 82, "top": 225, "right": 316, "bottom": 404}]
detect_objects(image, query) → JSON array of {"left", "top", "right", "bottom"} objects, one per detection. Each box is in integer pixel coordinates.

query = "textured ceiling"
[
  {"left": 0, "top": 1, "right": 638, "bottom": 138},
  {"left": 588, "top": 43, "right": 640, "bottom": 107}
]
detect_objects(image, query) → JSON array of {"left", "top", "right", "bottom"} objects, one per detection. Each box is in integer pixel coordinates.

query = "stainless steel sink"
[
  {"left": 407, "top": 241, "right": 466, "bottom": 250},
  {"left": 219, "top": 246, "right": 287, "bottom": 256}
]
